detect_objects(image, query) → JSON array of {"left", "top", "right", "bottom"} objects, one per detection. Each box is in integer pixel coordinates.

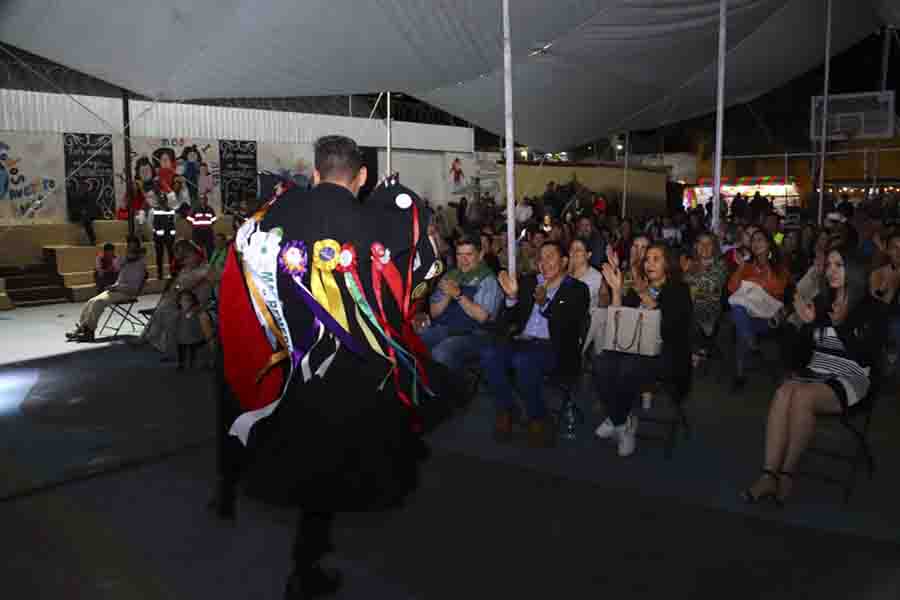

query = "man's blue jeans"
[
  {"left": 479, "top": 340, "right": 557, "bottom": 420},
  {"left": 731, "top": 305, "right": 771, "bottom": 377},
  {"left": 419, "top": 324, "right": 491, "bottom": 372}
]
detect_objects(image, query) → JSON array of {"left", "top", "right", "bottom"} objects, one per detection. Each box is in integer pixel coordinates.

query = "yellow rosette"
[{"left": 311, "top": 239, "right": 350, "bottom": 333}]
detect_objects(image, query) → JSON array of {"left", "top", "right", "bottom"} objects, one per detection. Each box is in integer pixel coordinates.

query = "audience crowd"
[
  {"left": 75, "top": 174, "right": 900, "bottom": 504},
  {"left": 423, "top": 186, "right": 898, "bottom": 504}
]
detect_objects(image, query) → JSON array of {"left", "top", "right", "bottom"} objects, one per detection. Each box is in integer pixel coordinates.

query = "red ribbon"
[{"left": 371, "top": 242, "right": 413, "bottom": 406}]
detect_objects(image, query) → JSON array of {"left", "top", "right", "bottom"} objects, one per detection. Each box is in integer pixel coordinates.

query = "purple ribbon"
[{"left": 278, "top": 241, "right": 364, "bottom": 359}]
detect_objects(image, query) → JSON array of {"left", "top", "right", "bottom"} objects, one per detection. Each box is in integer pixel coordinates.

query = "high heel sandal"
[
  {"left": 774, "top": 471, "right": 794, "bottom": 507},
  {"left": 741, "top": 469, "right": 778, "bottom": 504}
]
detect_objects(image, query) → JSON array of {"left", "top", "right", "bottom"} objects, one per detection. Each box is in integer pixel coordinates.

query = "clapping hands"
[{"left": 601, "top": 245, "right": 623, "bottom": 292}]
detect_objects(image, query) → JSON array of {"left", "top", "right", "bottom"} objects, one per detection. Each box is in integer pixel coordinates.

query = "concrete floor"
[{"left": 0, "top": 294, "right": 161, "bottom": 366}]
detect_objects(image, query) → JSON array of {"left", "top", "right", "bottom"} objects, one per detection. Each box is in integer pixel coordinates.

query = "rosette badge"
[
  {"left": 279, "top": 240, "right": 308, "bottom": 277},
  {"left": 314, "top": 239, "right": 341, "bottom": 271}
]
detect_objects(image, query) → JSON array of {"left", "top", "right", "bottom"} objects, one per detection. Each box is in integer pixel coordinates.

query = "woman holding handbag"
[
  {"left": 593, "top": 243, "right": 693, "bottom": 457},
  {"left": 728, "top": 229, "right": 789, "bottom": 390}
]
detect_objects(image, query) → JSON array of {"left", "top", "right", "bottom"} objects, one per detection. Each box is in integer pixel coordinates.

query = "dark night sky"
[{"left": 628, "top": 30, "right": 900, "bottom": 157}]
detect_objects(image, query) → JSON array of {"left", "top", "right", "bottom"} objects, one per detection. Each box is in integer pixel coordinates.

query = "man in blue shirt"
[
  {"left": 418, "top": 233, "right": 503, "bottom": 374},
  {"left": 480, "top": 241, "right": 590, "bottom": 448}
]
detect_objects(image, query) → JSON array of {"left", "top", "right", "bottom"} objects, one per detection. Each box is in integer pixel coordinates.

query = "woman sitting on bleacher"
[
  {"left": 741, "top": 246, "right": 885, "bottom": 506},
  {"left": 593, "top": 243, "right": 693, "bottom": 457},
  {"left": 141, "top": 240, "right": 211, "bottom": 359}
]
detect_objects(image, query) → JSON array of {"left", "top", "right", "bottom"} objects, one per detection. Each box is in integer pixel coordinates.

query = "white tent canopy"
[{"left": 0, "top": 0, "right": 892, "bottom": 150}]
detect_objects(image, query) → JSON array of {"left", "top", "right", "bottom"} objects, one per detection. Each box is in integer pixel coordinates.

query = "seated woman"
[
  {"left": 568, "top": 237, "right": 604, "bottom": 307},
  {"left": 621, "top": 233, "right": 651, "bottom": 296},
  {"left": 684, "top": 232, "right": 728, "bottom": 368},
  {"left": 593, "top": 244, "right": 692, "bottom": 457},
  {"left": 727, "top": 229, "right": 789, "bottom": 390},
  {"left": 742, "top": 247, "right": 885, "bottom": 505},
  {"left": 141, "top": 240, "right": 211, "bottom": 359}
]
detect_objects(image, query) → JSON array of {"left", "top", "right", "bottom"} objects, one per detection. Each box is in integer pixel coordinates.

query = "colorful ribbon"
[
  {"left": 342, "top": 243, "right": 421, "bottom": 406},
  {"left": 312, "top": 239, "right": 350, "bottom": 334},
  {"left": 279, "top": 240, "right": 365, "bottom": 382}
]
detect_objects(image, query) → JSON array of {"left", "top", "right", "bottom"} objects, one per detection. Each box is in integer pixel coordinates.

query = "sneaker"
[
  {"left": 594, "top": 417, "right": 616, "bottom": 439},
  {"left": 616, "top": 416, "right": 637, "bottom": 457}
]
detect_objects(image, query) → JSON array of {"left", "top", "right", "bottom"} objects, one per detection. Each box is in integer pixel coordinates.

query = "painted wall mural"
[
  {"left": 130, "top": 137, "right": 221, "bottom": 213},
  {"left": 0, "top": 132, "right": 65, "bottom": 223}
]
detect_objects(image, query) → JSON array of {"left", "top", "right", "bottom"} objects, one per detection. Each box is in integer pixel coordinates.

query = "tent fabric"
[{"left": 0, "top": 0, "right": 887, "bottom": 150}]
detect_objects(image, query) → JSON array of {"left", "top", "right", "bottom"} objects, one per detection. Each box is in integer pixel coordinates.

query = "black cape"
[{"left": 235, "top": 181, "right": 439, "bottom": 511}]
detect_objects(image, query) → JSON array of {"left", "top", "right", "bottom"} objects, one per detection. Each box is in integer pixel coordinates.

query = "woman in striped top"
[{"left": 742, "top": 247, "right": 885, "bottom": 505}]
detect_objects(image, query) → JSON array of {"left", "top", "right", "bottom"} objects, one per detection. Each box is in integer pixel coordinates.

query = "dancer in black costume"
[{"left": 216, "top": 136, "right": 443, "bottom": 598}]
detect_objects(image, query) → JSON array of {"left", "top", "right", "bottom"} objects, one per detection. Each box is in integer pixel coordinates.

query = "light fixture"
[
  {"left": 528, "top": 42, "right": 553, "bottom": 57},
  {"left": 615, "top": 144, "right": 624, "bottom": 151}
]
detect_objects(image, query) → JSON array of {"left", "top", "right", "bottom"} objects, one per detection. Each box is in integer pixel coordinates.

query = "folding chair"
[
  {"left": 549, "top": 310, "right": 592, "bottom": 442},
  {"left": 800, "top": 387, "right": 878, "bottom": 505},
  {"left": 97, "top": 275, "right": 149, "bottom": 337},
  {"left": 636, "top": 379, "right": 692, "bottom": 459},
  {"left": 694, "top": 314, "right": 727, "bottom": 379}
]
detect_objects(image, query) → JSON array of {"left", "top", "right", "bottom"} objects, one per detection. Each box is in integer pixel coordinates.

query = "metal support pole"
[
  {"left": 882, "top": 26, "right": 892, "bottom": 92},
  {"left": 817, "top": 0, "right": 832, "bottom": 225},
  {"left": 621, "top": 132, "right": 630, "bottom": 219},
  {"left": 386, "top": 92, "right": 392, "bottom": 176},
  {"left": 711, "top": 0, "right": 727, "bottom": 230},
  {"left": 122, "top": 88, "right": 135, "bottom": 237},
  {"left": 783, "top": 152, "right": 788, "bottom": 210},
  {"left": 503, "top": 0, "right": 517, "bottom": 277},
  {"left": 349, "top": 95, "right": 352, "bottom": 117}
]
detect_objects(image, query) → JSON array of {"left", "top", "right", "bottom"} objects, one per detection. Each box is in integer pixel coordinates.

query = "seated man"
[
  {"left": 68, "top": 238, "right": 147, "bottom": 342},
  {"left": 417, "top": 233, "right": 503, "bottom": 374},
  {"left": 94, "top": 242, "right": 120, "bottom": 292},
  {"left": 480, "top": 241, "right": 589, "bottom": 448}
]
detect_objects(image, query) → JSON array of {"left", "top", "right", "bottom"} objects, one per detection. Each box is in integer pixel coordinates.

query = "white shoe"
[
  {"left": 616, "top": 416, "right": 637, "bottom": 457},
  {"left": 594, "top": 418, "right": 615, "bottom": 439}
]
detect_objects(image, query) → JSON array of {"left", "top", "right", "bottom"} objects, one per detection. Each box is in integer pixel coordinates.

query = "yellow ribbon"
[
  {"left": 311, "top": 239, "right": 350, "bottom": 333},
  {"left": 355, "top": 304, "right": 387, "bottom": 359}
]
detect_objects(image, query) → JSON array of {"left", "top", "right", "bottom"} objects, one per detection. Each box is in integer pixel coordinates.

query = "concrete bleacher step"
[
  {"left": 43, "top": 243, "right": 157, "bottom": 275},
  {"left": 67, "top": 278, "right": 167, "bottom": 303},
  {"left": 7, "top": 285, "right": 70, "bottom": 306},
  {"left": 0, "top": 263, "right": 57, "bottom": 278},
  {"left": 62, "top": 264, "right": 161, "bottom": 287}
]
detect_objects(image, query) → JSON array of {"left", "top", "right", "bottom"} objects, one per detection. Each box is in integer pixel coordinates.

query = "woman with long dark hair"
[
  {"left": 728, "top": 229, "right": 789, "bottom": 389},
  {"left": 742, "top": 247, "right": 885, "bottom": 505},
  {"left": 593, "top": 243, "right": 693, "bottom": 457}
]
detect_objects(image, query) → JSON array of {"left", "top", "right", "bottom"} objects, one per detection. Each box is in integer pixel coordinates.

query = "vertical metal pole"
[
  {"left": 122, "top": 88, "right": 135, "bottom": 237},
  {"left": 349, "top": 95, "right": 352, "bottom": 117},
  {"left": 503, "top": 0, "right": 517, "bottom": 278},
  {"left": 817, "top": 0, "right": 832, "bottom": 225},
  {"left": 711, "top": 0, "right": 727, "bottom": 230},
  {"left": 874, "top": 27, "right": 892, "bottom": 191},
  {"left": 621, "top": 132, "right": 629, "bottom": 219},
  {"left": 783, "top": 152, "right": 788, "bottom": 210},
  {"left": 386, "top": 92, "right": 393, "bottom": 176}
]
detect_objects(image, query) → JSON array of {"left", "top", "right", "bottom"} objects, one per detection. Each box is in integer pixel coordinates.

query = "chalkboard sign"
[
  {"left": 63, "top": 132, "right": 116, "bottom": 220},
  {"left": 219, "top": 139, "right": 257, "bottom": 214}
]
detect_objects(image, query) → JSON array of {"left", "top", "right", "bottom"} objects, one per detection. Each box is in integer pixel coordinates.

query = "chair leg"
[
  {"left": 98, "top": 308, "right": 116, "bottom": 337},
  {"left": 664, "top": 416, "right": 678, "bottom": 460},
  {"left": 676, "top": 403, "right": 691, "bottom": 440}
]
